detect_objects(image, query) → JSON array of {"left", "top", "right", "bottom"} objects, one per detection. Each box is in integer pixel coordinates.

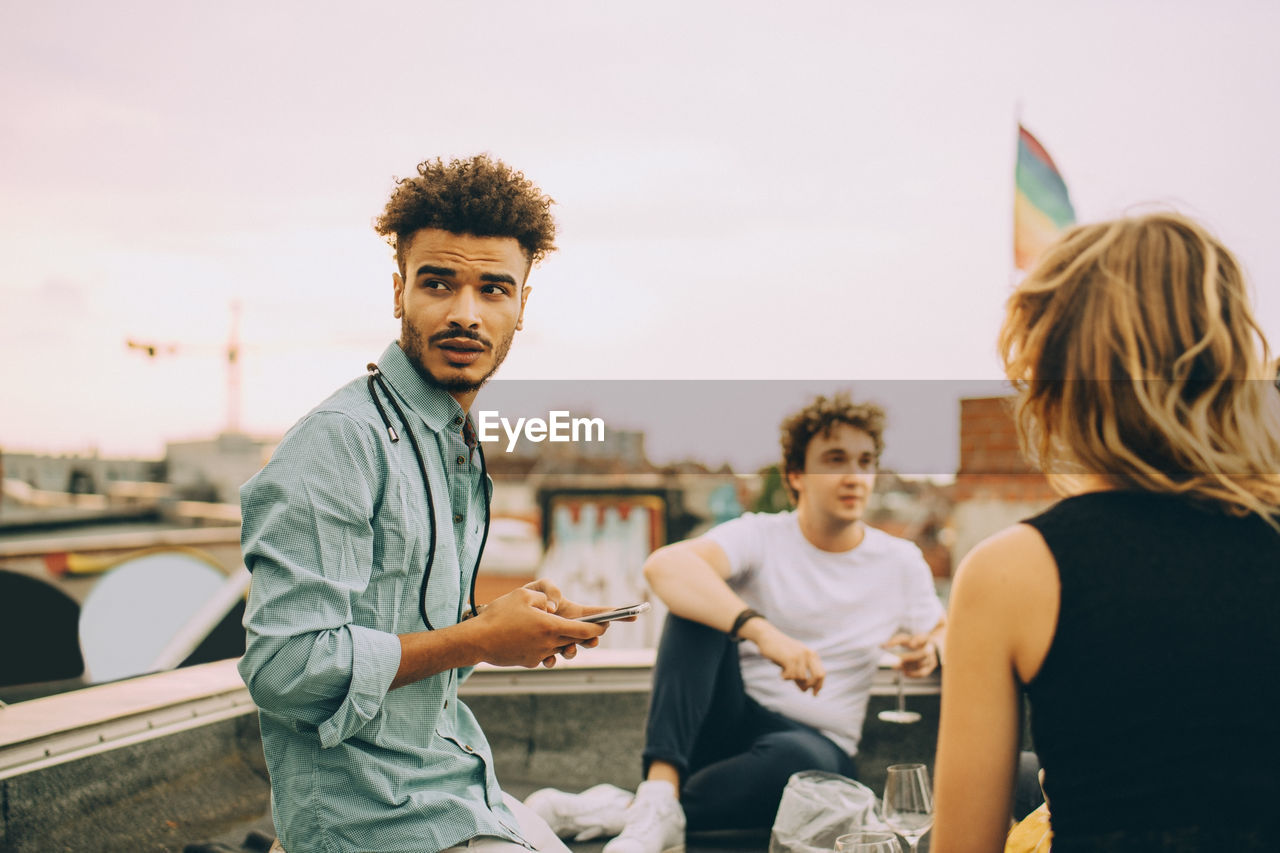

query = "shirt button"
[
  {"left": 453, "top": 513, "right": 463, "bottom": 524},
  {"left": 456, "top": 455, "right": 466, "bottom": 465},
  {"left": 463, "top": 744, "right": 474, "bottom": 753},
  {"left": 453, "top": 415, "right": 463, "bottom": 425}
]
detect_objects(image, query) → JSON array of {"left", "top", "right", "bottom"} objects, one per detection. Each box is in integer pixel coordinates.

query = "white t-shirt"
[{"left": 705, "top": 510, "right": 945, "bottom": 756}]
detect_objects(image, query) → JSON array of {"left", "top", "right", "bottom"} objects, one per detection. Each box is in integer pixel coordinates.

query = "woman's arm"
[{"left": 931, "top": 523, "right": 1058, "bottom": 853}]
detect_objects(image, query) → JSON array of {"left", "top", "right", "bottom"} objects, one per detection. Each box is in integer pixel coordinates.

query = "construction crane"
[{"left": 127, "top": 301, "right": 244, "bottom": 434}]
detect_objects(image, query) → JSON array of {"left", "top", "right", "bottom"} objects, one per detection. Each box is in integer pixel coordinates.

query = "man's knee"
[
  {"left": 651, "top": 613, "right": 739, "bottom": 689},
  {"left": 754, "top": 730, "right": 852, "bottom": 779},
  {"left": 657, "top": 613, "right": 732, "bottom": 652}
]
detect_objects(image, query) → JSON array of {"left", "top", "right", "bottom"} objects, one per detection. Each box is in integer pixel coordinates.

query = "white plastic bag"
[{"left": 769, "top": 770, "right": 878, "bottom": 853}]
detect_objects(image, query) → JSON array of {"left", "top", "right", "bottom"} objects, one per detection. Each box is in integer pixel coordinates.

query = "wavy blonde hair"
[{"left": 998, "top": 212, "right": 1280, "bottom": 522}]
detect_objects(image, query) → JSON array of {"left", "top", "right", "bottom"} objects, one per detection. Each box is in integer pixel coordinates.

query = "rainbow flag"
[{"left": 1014, "top": 124, "right": 1076, "bottom": 271}]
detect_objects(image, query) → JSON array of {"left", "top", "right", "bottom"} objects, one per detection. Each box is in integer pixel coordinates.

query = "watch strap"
[{"left": 729, "top": 607, "right": 764, "bottom": 640}]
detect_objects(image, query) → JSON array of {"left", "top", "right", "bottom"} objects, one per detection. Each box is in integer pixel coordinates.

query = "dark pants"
[
  {"left": 1013, "top": 750, "right": 1045, "bottom": 821},
  {"left": 641, "top": 614, "right": 858, "bottom": 832}
]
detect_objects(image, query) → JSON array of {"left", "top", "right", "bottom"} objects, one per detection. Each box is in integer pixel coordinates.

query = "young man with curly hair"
[
  {"left": 526, "top": 394, "right": 947, "bottom": 853},
  {"left": 239, "top": 155, "right": 614, "bottom": 853}
]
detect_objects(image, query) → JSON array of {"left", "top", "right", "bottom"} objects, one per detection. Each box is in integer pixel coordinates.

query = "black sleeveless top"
[{"left": 1022, "top": 491, "right": 1280, "bottom": 851}]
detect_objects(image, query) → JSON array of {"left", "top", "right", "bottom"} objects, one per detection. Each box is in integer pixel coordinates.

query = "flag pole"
[{"left": 1011, "top": 99, "right": 1025, "bottom": 285}]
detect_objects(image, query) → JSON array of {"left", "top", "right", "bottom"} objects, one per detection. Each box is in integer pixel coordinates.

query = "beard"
[{"left": 399, "top": 317, "right": 515, "bottom": 394}]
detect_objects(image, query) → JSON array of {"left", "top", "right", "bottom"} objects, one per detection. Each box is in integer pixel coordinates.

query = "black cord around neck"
[{"left": 366, "top": 364, "right": 489, "bottom": 628}]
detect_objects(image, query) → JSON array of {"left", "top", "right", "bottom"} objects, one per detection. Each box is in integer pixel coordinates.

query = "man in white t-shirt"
[{"left": 525, "top": 394, "right": 947, "bottom": 852}]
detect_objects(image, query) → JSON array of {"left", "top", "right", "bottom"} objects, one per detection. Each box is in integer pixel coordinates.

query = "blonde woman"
[{"left": 932, "top": 213, "right": 1280, "bottom": 852}]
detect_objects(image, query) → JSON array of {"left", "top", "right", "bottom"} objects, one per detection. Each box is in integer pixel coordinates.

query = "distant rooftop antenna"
[{"left": 126, "top": 300, "right": 244, "bottom": 435}]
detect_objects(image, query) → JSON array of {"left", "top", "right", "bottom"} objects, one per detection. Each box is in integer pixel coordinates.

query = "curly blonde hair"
[{"left": 998, "top": 212, "right": 1280, "bottom": 522}]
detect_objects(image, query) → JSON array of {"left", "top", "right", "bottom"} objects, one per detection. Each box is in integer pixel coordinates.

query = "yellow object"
[
  {"left": 61, "top": 546, "right": 224, "bottom": 576},
  {"left": 1004, "top": 802, "right": 1052, "bottom": 853}
]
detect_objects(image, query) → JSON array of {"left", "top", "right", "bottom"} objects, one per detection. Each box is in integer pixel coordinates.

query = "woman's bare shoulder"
[
  {"left": 952, "top": 523, "right": 1059, "bottom": 683},
  {"left": 955, "top": 523, "right": 1056, "bottom": 591}
]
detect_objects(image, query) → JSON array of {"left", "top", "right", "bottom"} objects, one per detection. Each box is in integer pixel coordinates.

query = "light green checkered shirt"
[{"left": 239, "top": 342, "right": 525, "bottom": 853}]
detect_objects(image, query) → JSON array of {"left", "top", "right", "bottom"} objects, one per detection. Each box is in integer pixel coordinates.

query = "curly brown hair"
[
  {"left": 779, "top": 393, "right": 886, "bottom": 501},
  {"left": 374, "top": 154, "right": 557, "bottom": 277}
]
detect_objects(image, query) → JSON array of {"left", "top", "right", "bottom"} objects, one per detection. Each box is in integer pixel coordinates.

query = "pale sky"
[{"left": 4, "top": 1, "right": 1279, "bottom": 475}]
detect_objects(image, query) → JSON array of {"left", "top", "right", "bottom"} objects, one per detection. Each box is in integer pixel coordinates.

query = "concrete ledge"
[
  {"left": 0, "top": 651, "right": 943, "bottom": 850},
  {"left": 469, "top": 689, "right": 941, "bottom": 796},
  {"left": 1, "top": 651, "right": 937, "bottom": 778},
  {"left": 2, "top": 714, "right": 270, "bottom": 853},
  {"left": 0, "top": 658, "right": 253, "bottom": 777},
  {"left": 0, "top": 524, "right": 242, "bottom": 558},
  {"left": 464, "top": 649, "right": 940, "bottom": 697},
  {"left": 465, "top": 649, "right": 658, "bottom": 695}
]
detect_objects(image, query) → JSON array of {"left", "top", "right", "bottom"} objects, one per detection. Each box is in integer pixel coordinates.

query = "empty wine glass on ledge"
[
  {"left": 835, "top": 830, "right": 902, "bottom": 852},
  {"left": 877, "top": 639, "right": 921, "bottom": 724},
  {"left": 882, "top": 763, "right": 934, "bottom": 853}
]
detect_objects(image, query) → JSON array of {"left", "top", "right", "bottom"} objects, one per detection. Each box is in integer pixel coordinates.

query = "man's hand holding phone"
[{"left": 517, "top": 582, "right": 650, "bottom": 665}]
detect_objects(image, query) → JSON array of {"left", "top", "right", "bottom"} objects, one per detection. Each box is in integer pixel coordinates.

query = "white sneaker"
[
  {"left": 524, "top": 783, "right": 634, "bottom": 841},
  {"left": 602, "top": 780, "right": 686, "bottom": 853}
]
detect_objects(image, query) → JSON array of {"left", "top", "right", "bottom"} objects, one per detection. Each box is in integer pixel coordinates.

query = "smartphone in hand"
[{"left": 576, "top": 602, "right": 651, "bottom": 624}]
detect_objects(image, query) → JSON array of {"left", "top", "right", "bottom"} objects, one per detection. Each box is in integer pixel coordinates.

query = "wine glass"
[
  {"left": 835, "top": 830, "right": 903, "bottom": 852},
  {"left": 882, "top": 763, "right": 933, "bottom": 853},
  {"left": 877, "top": 638, "right": 921, "bottom": 724}
]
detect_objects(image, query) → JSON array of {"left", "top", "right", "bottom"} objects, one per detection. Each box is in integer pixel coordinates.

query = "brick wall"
[
  {"left": 954, "top": 396, "right": 1056, "bottom": 504},
  {"left": 950, "top": 396, "right": 1058, "bottom": 565}
]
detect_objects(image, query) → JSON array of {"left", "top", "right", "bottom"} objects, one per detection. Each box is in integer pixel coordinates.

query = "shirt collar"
[{"left": 376, "top": 342, "right": 468, "bottom": 435}]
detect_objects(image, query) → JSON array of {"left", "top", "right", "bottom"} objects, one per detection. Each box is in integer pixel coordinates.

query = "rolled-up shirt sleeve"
[{"left": 238, "top": 410, "right": 402, "bottom": 747}]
